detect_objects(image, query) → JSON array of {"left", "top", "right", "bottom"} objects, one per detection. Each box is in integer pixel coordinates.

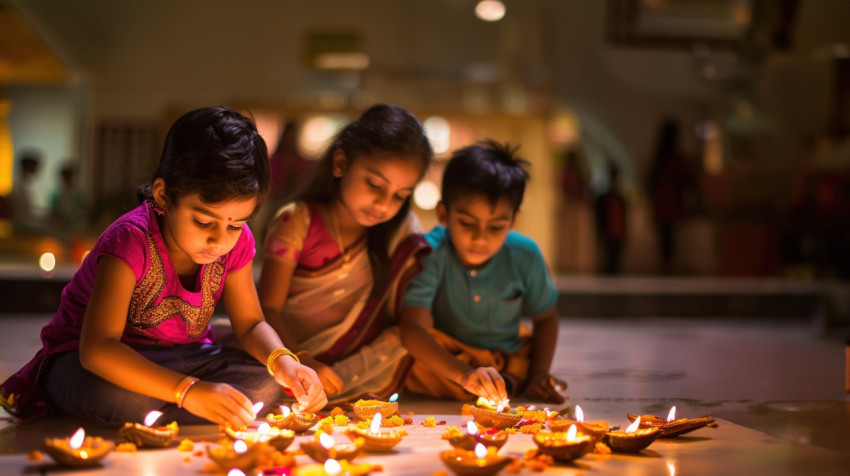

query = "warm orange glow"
[
  {"left": 319, "top": 432, "right": 335, "bottom": 449},
  {"left": 324, "top": 458, "right": 342, "bottom": 475},
  {"left": 369, "top": 413, "right": 382, "bottom": 434},
  {"left": 626, "top": 416, "right": 641, "bottom": 433},
  {"left": 280, "top": 405, "right": 291, "bottom": 417},
  {"left": 69, "top": 428, "right": 85, "bottom": 449},
  {"left": 143, "top": 410, "right": 163, "bottom": 427},
  {"left": 667, "top": 406, "right": 677, "bottom": 422},
  {"left": 233, "top": 440, "right": 248, "bottom": 454},
  {"left": 474, "top": 443, "right": 487, "bottom": 459}
]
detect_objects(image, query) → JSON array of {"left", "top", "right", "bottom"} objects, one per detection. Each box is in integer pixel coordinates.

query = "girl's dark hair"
[
  {"left": 296, "top": 104, "right": 433, "bottom": 294},
  {"left": 137, "top": 106, "right": 270, "bottom": 208},
  {"left": 442, "top": 139, "right": 530, "bottom": 212}
]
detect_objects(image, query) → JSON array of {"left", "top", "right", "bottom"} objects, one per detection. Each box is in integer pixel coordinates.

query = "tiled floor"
[{"left": 1, "top": 314, "right": 849, "bottom": 475}]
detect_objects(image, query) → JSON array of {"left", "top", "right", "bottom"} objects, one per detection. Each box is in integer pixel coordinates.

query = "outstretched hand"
[
  {"left": 272, "top": 356, "right": 328, "bottom": 413},
  {"left": 460, "top": 367, "right": 508, "bottom": 404},
  {"left": 181, "top": 381, "right": 255, "bottom": 428}
]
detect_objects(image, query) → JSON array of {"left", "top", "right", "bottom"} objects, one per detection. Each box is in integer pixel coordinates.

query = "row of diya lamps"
[
  {"left": 438, "top": 399, "right": 720, "bottom": 475},
  {"left": 40, "top": 395, "right": 718, "bottom": 476},
  {"left": 40, "top": 399, "right": 403, "bottom": 476}
]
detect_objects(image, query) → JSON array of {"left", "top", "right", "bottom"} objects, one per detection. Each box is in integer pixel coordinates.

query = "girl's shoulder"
[{"left": 263, "top": 201, "right": 314, "bottom": 263}]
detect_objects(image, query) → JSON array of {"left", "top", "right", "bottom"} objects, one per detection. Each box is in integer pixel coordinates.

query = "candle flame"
[
  {"left": 324, "top": 458, "right": 342, "bottom": 475},
  {"left": 667, "top": 461, "right": 676, "bottom": 476},
  {"left": 626, "top": 416, "right": 641, "bottom": 433},
  {"left": 575, "top": 404, "right": 584, "bottom": 423},
  {"left": 667, "top": 405, "right": 677, "bottom": 422},
  {"left": 280, "top": 405, "right": 291, "bottom": 417},
  {"left": 69, "top": 428, "right": 85, "bottom": 449},
  {"left": 319, "top": 432, "right": 335, "bottom": 449},
  {"left": 495, "top": 399, "right": 509, "bottom": 414},
  {"left": 474, "top": 443, "right": 487, "bottom": 459},
  {"left": 257, "top": 422, "right": 271, "bottom": 436},
  {"left": 475, "top": 397, "right": 495, "bottom": 408},
  {"left": 251, "top": 402, "right": 264, "bottom": 416},
  {"left": 234, "top": 440, "right": 248, "bottom": 454},
  {"left": 467, "top": 421, "right": 478, "bottom": 435},
  {"left": 545, "top": 408, "right": 551, "bottom": 418},
  {"left": 79, "top": 450, "right": 88, "bottom": 459},
  {"left": 228, "top": 470, "right": 247, "bottom": 476},
  {"left": 143, "top": 410, "right": 163, "bottom": 427},
  {"left": 567, "top": 424, "right": 578, "bottom": 441},
  {"left": 369, "top": 413, "right": 382, "bottom": 434},
  {"left": 389, "top": 393, "right": 399, "bottom": 402}
]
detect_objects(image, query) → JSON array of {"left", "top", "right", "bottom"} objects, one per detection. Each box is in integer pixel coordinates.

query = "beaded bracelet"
[
  {"left": 175, "top": 376, "right": 199, "bottom": 409},
  {"left": 266, "top": 347, "right": 300, "bottom": 376}
]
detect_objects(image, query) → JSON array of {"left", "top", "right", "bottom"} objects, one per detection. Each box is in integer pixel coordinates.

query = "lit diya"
[
  {"left": 344, "top": 413, "right": 404, "bottom": 452},
  {"left": 549, "top": 404, "right": 609, "bottom": 441},
  {"left": 352, "top": 393, "right": 399, "bottom": 421},
  {"left": 533, "top": 424, "right": 595, "bottom": 462},
  {"left": 224, "top": 421, "right": 295, "bottom": 451},
  {"left": 266, "top": 404, "right": 319, "bottom": 433},
  {"left": 447, "top": 421, "right": 508, "bottom": 451},
  {"left": 43, "top": 427, "right": 115, "bottom": 468},
  {"left": 627, "top": 405, "right": 718, "bottom": 438},
  {"left": 119, "top": 410, "right": 177, "bottom": 447},
  {"left": 302, "top": 432, "right": 364, "bottom": 462},
  {"left": 292, "top": 458, "right": 381, "bottom": 476},
  {"left": 206, "top": 439, "right": 265, "bottom": 472},
  {"left": 469, "top": 398, "right": 521, "bottom": 430},
  {"left": 602, "top": 416, "right": 661, "bottom": 453},
  {"left": 440, "top": 442, "right": 512, "bottom": 476}
]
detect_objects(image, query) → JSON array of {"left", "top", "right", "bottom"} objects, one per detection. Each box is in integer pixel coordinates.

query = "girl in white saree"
[{"left": 258, "top": 104, "right": 433, "bottom": 404}]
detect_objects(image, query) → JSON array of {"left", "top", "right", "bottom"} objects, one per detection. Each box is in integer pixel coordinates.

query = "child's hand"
[
  {"left": 303, "top": 357, "right": 344, "bottom": 397},
  {"left": 181, "top": 380, "right": 255, "bottom": 427},
  {"left": 525, "top": 374, "right": 567, "bottom": 404},
  {"left": 273, "top": 356, "right": 328, "bottom": 413},
  {"left": 460, "top": 367, "right": 508, "bottom": 403}
]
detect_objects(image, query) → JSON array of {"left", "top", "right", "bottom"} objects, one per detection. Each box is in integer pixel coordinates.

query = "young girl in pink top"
[
  {"left": 0, "top": 106, "right": 326, "bottom": 427},
  {"left": 258, "top": 104, "right": 433, "bottom": 403}
]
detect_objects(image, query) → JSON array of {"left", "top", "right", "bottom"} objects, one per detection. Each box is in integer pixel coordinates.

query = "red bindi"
[{"left": 227, "top": 217, "right": 232, "bottom": 221}]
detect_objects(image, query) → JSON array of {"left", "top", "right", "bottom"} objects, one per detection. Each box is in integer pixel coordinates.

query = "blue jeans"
[{"left": 45, "top": 342, "right": 281, "bottom": 427}]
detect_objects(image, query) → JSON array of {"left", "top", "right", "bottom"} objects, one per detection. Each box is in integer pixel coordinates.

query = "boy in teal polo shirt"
[{"left": 400, "top": 140, "right": 566, "bottom": 404}]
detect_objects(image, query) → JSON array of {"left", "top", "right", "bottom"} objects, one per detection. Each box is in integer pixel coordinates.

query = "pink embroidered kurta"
[{"left": 0, "top": 201, "right": 255, "bottom": 419}]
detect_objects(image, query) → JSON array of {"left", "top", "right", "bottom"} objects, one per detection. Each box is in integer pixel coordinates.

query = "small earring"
[{"left": 148, "top": 198, "right": 166, "bottom": 216}]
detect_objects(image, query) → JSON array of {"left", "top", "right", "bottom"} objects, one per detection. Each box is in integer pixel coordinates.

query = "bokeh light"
[{"left": 413, "top": 180, "right": 441, "bottom": 210}]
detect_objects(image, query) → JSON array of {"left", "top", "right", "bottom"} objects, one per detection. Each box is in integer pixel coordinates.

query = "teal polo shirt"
[{"left": 402, "top": 225, "right": 558, "bottom": 353}]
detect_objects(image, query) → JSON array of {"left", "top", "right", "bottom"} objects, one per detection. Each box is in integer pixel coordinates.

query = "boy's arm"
[
  {"left": 526, "top": 306, "right": 565, "bottom": 403},
  {"left": 400, "top": 306, "right": 507, "bottom": 402}
]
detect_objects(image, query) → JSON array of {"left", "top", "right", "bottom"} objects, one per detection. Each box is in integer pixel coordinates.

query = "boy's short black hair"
[{"left": 441, "top": 139, "right": 530, "bottom": 212}]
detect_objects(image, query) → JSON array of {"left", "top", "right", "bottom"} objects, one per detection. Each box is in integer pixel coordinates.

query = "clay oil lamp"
[
  {"left": 224, "top": 421, "right": 295, "bottom": 451},
  {"left": 533, "top": 424, "right": 595, "bottom": 463},
  {"left": 292, "top": 458, "right": 381, "bottom": 476},
  {"left": 627, "top": 405, "right": 718, "bottom": 438},
  {"left": 447, "top": 421, "right": 507, "bottom": 451},
  {"left": 549, "top": 404, "right": 609, "bottom": 441},
  {"left": 469, "top": 397, "right": 521, "bottom": 430},
  {"left": 440, "top": 442, "right": 511, "bottom": 476},
  {"left": 352, "top": 393, "right": 399, "bottom": 421},
  {"left": 301, "top": 432, "right": 364, "bottom": 462},
  {"left": 119, "top": 410, "right": 178, "bottom": 447},
  {"left": 266, "top": 404, "right": 319, "bottom": 433},
  {"left": 43, "top": 427, "right": 115, "bottom": 468},
  {"left": 602, "top": 416, "right": 661, "bottom": 453},
  {"left": 206, "top": 439, "right": 265, "bottom": 473},
  {"left": 345, "top": 413, "right": 404, "bottom": 452}
]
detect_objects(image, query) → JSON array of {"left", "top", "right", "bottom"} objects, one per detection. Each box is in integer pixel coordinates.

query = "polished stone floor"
[{"left": 1, "top": 314, "right": 848, "bottom": 475}]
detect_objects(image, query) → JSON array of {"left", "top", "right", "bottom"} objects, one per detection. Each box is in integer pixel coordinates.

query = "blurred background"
[{"left": 1, "top": 0, "right": 849, "bottom": 284}]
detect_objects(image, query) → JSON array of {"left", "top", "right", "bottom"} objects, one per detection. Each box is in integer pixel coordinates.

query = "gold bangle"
[
  {"left": 267, "top": 347, "right": 300, "bottom": 376},
  {"left": 175, "top": 376, "right": 199, "bottom": 409}
]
